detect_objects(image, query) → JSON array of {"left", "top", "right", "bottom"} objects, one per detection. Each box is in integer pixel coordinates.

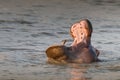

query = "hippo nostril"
[{"left": 81, "top": 33, "right": 83, "bottom": 35}]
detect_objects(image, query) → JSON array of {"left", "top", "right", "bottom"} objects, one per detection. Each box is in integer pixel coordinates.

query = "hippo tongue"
[{"left": 71, "top": 23, "right": 88, "bottom": 46}]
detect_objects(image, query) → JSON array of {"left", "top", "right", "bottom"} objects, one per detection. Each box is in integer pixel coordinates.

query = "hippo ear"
[{"left": 61, "top": 39, "right": 67, "bottom": 45}]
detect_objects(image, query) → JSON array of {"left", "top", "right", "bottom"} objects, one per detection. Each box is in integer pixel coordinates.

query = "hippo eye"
[{"left": 81, "top": 37, "right": 83, "bottom": 39}]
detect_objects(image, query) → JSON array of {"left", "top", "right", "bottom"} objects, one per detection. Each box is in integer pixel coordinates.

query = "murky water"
[{"left": 0, "top": 0, "right": 120, "bottom": 80}]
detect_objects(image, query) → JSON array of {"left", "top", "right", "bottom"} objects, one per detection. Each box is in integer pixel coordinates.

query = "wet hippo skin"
[{"left": 46, "top": 19, "right": 100, "bottom": 64}]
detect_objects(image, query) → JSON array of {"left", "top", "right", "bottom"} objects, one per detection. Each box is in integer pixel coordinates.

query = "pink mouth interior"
[{"left": 71, "top": 23, "right": 88, "bottom": 46}]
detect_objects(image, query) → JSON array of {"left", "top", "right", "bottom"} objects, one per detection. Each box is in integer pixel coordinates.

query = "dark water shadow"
[{"left": 84, "top": 0, "right": 118, "bottom": 6}]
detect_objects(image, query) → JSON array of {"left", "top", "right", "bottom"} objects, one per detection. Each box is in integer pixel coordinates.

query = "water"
[{"left": 0, "top": 0, "right": 120, "bottom": 80}]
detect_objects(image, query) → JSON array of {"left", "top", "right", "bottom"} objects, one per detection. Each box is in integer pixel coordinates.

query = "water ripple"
[
  {"left": 31, "top": 32, "right": 58, "bottom": 38},
  {"left": 0, "top": 47, "right": 39, "bottom": 52},
  {"left": 0, "top": 19, "right": 37, "bottom": 25},
  {"left": 57, "top": 31, "right": 68, "bottom": 35}
]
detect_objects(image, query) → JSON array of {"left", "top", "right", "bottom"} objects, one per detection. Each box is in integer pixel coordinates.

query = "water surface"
[{"left": 0, "top": 0, "right": 120, "bottom": 80}]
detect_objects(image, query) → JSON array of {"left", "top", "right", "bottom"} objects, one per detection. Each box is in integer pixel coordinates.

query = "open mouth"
[{"left": 70, "top": 21, "right": 88, "bottom": 46}]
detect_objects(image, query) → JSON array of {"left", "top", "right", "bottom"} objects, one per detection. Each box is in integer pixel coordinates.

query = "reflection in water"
[
  {"left": 69, "top": 64, "right": 88, "bottom": 80},
  {"left": 70, "top": 70, "right": 86, "bottom": 80}
]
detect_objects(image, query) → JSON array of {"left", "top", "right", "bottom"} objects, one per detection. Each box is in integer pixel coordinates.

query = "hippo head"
[{"left": 70, "top": 19, "right": 93, "bottom": 47}]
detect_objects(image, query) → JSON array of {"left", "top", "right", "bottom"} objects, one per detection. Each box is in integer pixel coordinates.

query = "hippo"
[{"left": 46, "top": 19, "right": 100, "bottom": 64}]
